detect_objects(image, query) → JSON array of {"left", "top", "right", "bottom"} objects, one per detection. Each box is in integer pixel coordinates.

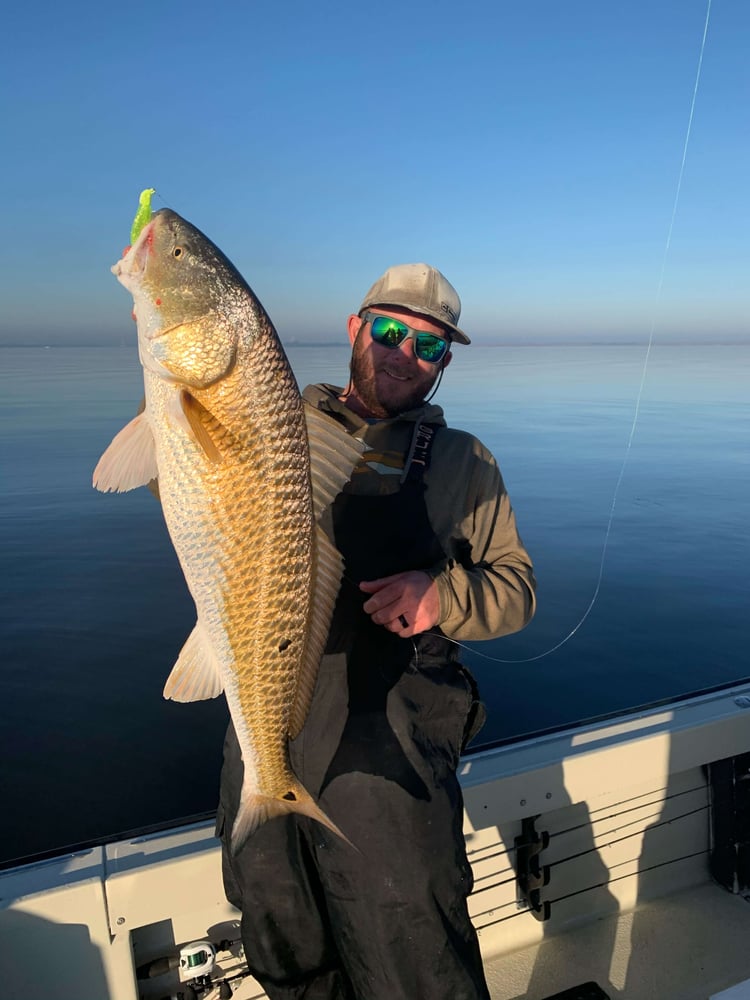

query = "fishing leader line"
[
  {"left": 137, "top": 1, "right": 714, "bottom": 670},
  {"left": 434, "top": 0, "right": 713, "bottom": 667}
]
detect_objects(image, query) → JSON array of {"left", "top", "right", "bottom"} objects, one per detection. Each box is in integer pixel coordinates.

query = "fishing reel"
[
  {"left": 179, "top": 940, "right": 217, "bottom": 978},
  {"left": 177, "top": 940, "right": 223, "bottom": 997},
  {"left": 138, "top": 936, "right": 240, "bottom": 999}
]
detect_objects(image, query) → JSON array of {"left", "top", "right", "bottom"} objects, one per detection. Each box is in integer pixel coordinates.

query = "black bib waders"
[{"left": 218, "top": 427, "right": 490, "bottom": 1000}]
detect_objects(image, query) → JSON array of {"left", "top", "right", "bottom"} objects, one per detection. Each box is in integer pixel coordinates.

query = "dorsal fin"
[
  {"left": 288, "top": 404, "right": 364, "bottom": 739},
  {"left": 288, "top": 524, "right": 345, "bottom": 738},
  {"left": 303, "top": 402, "right": 364, "bottom": 520}
]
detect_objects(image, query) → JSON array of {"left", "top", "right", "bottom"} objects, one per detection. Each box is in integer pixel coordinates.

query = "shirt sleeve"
[{"left": 426, "top": 431, "right": 536, "bottom": 641}]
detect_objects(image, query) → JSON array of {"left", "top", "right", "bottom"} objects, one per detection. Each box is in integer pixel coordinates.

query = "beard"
[{"left": 346, "top": 335, "right": 441, "bottom": 419}]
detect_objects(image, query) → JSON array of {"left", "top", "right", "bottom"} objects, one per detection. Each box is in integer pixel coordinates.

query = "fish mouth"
[{"left": 111, "top": 218, "right": 156, "bottom": 280}]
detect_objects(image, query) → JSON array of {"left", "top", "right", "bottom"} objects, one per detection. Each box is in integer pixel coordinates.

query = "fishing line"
[{"left": 434, "top": 0, "right": 713, "bottom": 667}]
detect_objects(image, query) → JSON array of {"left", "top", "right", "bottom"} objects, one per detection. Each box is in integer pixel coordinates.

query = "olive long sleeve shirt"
[{"left": 304, "top": 384, "right": 536, "bottom": 643}]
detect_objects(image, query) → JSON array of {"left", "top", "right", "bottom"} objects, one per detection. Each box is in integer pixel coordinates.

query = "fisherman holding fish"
[
  {"left": 218, "top": 264, "right": 536, "bottom": 1000},
  {"left": 97, "top": 199, "right": 534, "bottom": 1000}
]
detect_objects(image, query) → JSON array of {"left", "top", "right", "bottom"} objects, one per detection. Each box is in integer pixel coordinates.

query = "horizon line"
[{"left": 2, "top": 338, "right": 749, "bottom": 350}]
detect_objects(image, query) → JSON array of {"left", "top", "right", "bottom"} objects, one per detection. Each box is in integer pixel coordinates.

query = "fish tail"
[{"left": 230, "top": 781, "right": 355, "bottom": 855}]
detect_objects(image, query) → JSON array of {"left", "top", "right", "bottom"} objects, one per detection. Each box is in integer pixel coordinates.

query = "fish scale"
[
  {"left": 154, "top": 359, "right": 309, "bottom": 794},
  {"left": 94, "top": 206, "right": 362, "bottom": 852}
]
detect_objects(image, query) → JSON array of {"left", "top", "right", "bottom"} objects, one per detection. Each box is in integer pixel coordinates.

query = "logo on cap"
[{"left": 440, "top": 302, "right": 458, "bottom": 324}]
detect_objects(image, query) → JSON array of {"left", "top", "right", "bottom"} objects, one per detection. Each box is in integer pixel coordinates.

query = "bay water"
[{"left": 1, "top": 341, "right": 747, "bottom": 865}]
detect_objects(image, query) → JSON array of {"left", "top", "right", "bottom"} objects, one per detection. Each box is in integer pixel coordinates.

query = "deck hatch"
[{"left": 540, "top": 984, "right": 610, "bottom": 999}]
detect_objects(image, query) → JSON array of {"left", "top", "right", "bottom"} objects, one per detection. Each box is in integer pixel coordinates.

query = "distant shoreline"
[{"left": 2, "top": 339, "right": 749, "bottom": 350}]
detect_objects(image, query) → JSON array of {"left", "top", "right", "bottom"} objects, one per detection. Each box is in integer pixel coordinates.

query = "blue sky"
[{"left": 1, "top": 0, "right": 747, "bottom": 345}]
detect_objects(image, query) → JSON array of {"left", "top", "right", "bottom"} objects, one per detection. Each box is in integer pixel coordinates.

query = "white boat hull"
[{"left": 3, "top": 683, "right": 750, "bottom": 1000}]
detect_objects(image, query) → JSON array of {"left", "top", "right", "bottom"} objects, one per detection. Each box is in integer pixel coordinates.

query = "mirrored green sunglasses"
[{"left": 362, "top": 311, "right": 450, "bottom": 365}]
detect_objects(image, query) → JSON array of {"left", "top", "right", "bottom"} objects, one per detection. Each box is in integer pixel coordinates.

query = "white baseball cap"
[{"left": 358, "top": 263, "right": 470, "bottom": 345}]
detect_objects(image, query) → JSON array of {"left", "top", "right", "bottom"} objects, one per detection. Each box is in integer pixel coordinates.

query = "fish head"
[{"left": 112, "top": 208, "right": 244, "bottom": 388}]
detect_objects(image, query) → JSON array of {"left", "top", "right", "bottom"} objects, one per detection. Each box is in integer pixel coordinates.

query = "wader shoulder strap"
[{"left": 404, "top": 423, "right": 440, "bottom": 483}]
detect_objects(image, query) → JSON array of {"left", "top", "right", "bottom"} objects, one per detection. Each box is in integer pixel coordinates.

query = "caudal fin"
[{"left": 230, "top": 780, "right": 354, "bottom": 855}]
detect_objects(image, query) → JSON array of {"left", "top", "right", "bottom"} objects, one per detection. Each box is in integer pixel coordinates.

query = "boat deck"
[
  {"left": 483, "top": 880, "right": 750, "bottom": 1000},
  {"left": 223, "top": 880, "right": 750, "bottom": 1000}
]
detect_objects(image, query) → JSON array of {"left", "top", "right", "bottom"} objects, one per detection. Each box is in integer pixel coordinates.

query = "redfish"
[{"left": 94, "top": 207, "right": 361, "bottom": 852}]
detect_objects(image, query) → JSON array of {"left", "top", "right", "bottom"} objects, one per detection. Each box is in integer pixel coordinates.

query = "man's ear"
[
  {"left": 347, "top": 314, "right": 363, "bottom": 346},
  {"left": 442, "top": 350, "right": 453, "bottom": 370}
]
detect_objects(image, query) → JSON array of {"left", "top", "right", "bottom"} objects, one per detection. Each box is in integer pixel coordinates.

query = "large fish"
[{"left": 94, "top": 206, "right": 362, "bottom": 852}]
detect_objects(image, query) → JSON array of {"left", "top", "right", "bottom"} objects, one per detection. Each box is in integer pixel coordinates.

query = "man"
[{"left": 218, "top": 263, "right": 536, "bottom": 1000}]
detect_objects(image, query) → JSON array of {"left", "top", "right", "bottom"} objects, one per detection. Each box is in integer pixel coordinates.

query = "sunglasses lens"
[
  {"left": 370, "top": 316, "right": 408, "bottom": 347},
  {"left": 415, "top": 335, "right": 448, "bottom": 363},
  {"left": 368, "top": 314, "right": 448, "bottom": 364}
]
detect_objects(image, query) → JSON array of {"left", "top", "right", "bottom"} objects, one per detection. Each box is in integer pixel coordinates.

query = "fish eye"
[{"left": 173, "top": 246, "right": 183, "bottom": 258}]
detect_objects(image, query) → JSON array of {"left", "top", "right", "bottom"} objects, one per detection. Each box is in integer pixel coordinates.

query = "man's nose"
[{"left": 397, "top": 333, "right": 417, "bottom": 359}]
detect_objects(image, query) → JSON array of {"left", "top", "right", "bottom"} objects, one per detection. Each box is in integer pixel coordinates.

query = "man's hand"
[{"left": 360, "top": 571, "right": 440, "bottom": 637}]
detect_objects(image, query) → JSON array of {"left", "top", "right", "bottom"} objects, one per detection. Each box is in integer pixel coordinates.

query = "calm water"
[{"left": 1, "top": 342, "right": 748, "bottom": 865}]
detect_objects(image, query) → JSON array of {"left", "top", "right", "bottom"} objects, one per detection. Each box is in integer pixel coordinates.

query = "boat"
[{"left": 3, "top": 677, "right": 750, "bottom": 1000}]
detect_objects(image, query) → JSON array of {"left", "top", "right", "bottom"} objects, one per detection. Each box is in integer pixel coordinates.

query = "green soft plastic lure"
[{"left": 130, "top": 188, "right": 156, "bottom": 244}]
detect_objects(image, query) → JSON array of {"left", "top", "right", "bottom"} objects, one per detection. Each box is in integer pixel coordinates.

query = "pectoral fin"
[
  {"left": 169, "top": 391, "right": 227, "bottom": 464},
  {"left": 93, "top": 413, "right": 158, "bottom": 493},
  {"left": 163, "top": 622, "right": 223, "bottom": 702}
]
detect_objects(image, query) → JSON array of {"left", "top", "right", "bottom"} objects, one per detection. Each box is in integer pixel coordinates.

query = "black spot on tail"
[{"left": 278, "top": 638, "right": 292, "bottom": 652}]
